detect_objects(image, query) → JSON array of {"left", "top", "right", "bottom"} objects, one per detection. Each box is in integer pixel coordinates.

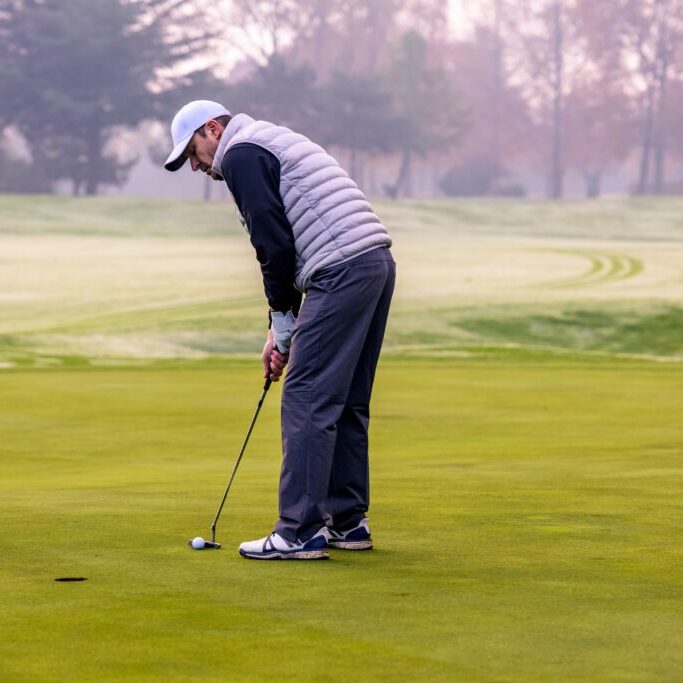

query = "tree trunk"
[
  {"left": 653, "top": 22, "right": 670, "bottom": 195},
  {"left": 491, "top": 0, "right": 503, "bottom": 190},
  {"left": 637, "top": 86, "right": 655, "bottom": 195},
  {"left": 653, "top": 115, "right": 666, "bottom": 195},
  {"left": 396, "top": 149, "right": 412, "bottom": 197},
  {"left": 356, "top": 153, "right": 365, "bottom": 191},
  {"left": 583, "top": 170, "right": 601, "bottom": 199},
  {"left": 550, "top": 1, "right": 564, "bottom": 200},
  {"left": 203, "top": 174, "right": 212, "bottom": 201},
  {"left": 384, "top": 149, "right": 412, "bottom": 199},
  {"left": 84, "top": 126, "right": 101, "bottom": 196},
  {"left": 349, "top": 147, "right": 359, "bottom": 183},
  {"left": 367, "top": 159, "right": 377, "bottom": 195}
]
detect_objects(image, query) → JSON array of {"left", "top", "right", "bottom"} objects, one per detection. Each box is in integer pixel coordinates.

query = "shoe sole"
[
  {"left": 239, "top": 549, "right": 330, "bottom": 560},
  {"left": 328, "top": 540, "right": 373, "bottom": 550}
]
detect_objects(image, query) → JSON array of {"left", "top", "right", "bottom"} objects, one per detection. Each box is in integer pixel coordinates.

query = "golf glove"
[{"left": 270, "top": 309, "right": 296, "bottom": 354}]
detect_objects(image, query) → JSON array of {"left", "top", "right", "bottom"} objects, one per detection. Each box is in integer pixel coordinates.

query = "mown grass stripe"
[{"left": 535, "top": 249, "right": 645, "bottom": 289}]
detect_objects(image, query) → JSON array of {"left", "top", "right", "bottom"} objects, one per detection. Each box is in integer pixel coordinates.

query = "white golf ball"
[{"left": 191, "top": 536, "right": 205, "bottom": 549}]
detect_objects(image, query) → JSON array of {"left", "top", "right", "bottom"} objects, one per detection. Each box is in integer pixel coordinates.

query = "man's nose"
[{"left": 190, "top": 157, "right": 199, "bottom": 172}]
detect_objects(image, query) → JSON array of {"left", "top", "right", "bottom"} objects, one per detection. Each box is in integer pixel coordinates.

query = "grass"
[
  {"left": 2, "top": 194, "right": 682, "bottom": 240},
  {"left": 453, "top": 305, "right": 683, "bottom": 357},
  {"left": 0, "top": 195, "right": 682, "bottom": 365},
  {"left": 1, "top": 194, "right": 683, "bottom": 680},
  {"left": 1, "top": 359, "right": 682, "bottom": 681}
]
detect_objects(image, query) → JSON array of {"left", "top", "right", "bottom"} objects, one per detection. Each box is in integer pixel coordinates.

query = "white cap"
[{"left": 164, "top": 100, "right": 231, "bottom": 171}]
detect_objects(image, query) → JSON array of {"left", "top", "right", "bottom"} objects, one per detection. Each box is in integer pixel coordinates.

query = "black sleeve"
[{"left": 221, "top": 142, "right": 302, "bottom": 316}]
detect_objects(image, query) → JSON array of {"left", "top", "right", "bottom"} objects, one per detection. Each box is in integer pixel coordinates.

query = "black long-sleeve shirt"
[{"left": 221, "top": 143, "right": 302, "bottom": 316}]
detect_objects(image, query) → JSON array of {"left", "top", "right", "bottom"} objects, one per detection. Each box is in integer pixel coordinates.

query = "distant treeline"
[{"left": 1, "top": 0, "right": 682, "bottom": 199}]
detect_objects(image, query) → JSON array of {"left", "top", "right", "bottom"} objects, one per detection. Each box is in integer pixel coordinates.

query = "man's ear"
[{"left": 206, "top": 119, "right": 223, "bottom": 139}]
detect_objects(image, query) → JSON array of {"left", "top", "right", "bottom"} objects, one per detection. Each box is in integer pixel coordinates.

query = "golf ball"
[{"left": 191, "top": 536, "right": 205, "bottom": 549}]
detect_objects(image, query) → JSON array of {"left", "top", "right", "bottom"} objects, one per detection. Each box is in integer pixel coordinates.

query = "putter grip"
[{"left": 264, "top": 378, "right": 272, "bottom": 391}]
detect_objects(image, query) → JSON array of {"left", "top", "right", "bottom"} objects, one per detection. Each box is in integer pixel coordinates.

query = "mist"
[{"left": 1, "top": 0, "right": 682, "bottom": 200}]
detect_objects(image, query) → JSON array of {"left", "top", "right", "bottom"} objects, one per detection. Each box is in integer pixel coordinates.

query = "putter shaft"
[{"left": 210, "top": 378, "right": 272, "bottom": 543}]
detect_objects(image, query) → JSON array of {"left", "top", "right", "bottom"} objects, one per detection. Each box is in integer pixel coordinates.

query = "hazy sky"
[{"left": 449, "top": 0, "right": 474, "bottom": 37}]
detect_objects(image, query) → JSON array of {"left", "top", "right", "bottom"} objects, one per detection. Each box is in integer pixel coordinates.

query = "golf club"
[{"left": 187, "top": 377, "right": 272, "bottom": 550}]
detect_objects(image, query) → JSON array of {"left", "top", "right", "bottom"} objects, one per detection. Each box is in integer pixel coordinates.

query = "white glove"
[{"left": 270, "top": 310, "right": 296, "bottom": 354}]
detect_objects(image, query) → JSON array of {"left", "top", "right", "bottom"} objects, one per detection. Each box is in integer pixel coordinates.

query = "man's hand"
[{"left": 262, "top": 330, "right": 289, "bottom": 382}]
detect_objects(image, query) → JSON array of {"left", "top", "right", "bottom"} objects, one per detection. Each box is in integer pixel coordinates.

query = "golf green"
[{"left": 1, "top": 356, "right": 681, "bottom": 681}]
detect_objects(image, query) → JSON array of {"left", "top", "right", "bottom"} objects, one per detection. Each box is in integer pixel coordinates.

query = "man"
[{"left": 164, "top": 100, "right": 395, "bottom": 560}]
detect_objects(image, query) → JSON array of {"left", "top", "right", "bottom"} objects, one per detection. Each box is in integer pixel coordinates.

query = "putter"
[{"left": 187, "top": 377, "right": 272, "bottom": 550}]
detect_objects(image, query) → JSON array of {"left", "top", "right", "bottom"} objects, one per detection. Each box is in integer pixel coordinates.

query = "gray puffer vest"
[{"left": 212, "top": 114, "right": 392, "bottom": 292}]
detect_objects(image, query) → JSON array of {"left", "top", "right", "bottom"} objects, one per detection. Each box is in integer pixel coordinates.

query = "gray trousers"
[{"left": 275, "top": 247, "right": 396, "bottom": 542}]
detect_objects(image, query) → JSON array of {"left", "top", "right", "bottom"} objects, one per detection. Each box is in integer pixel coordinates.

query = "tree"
[
  {"left": 316, "top": 72, "right": 403, "bottom": 183},
  {"left": 556, "top": 0, "right": 637, "bottom": 197},
  {"left": 564, "top": 82, "right": 636, "bottom": 197},
  {"left": 224, "top": 0, "right": 316, "bottom": 67},
  {"left": 384, "top": 30, "right": 466, "bottom": 197},
  {"left": 0, "top": 0, "right": 213, "bottom": 194},
  {"left": 661, "top": 78, "right": 683, "bottom": 184},
  {"left": 218, "top": 1, "right": 463, "bottom": 196},
  {"left": 402, "top": 0, "right": 450, "bottom": 44},
  {"left": 502, "top": 0, "right": 585, "bottom": 199},
  {"left": 224, "top": 56, "right": 321, "bottom": 136},
  {"left": 0, "top": 128, "right": 43, "bottom": 193},
  {"left": 577, "top": 0, "right": 683, "bottom": 195},
  {"left": 447, "top": 19, "right": 533, "bottom": 192},
  {"left": 620, "top": 0, "right": 683, "bottom": 194},
  {"left": 286, "top": 0, "right": 441, "bottom": 80}
]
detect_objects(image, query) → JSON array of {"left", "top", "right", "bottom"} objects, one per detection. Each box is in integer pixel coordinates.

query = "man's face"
[{"left": 185, "top": 120, "right": 223, "bottom": 179}]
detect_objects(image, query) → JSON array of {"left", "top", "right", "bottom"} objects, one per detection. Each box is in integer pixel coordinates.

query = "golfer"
[{"left": 164, "top": 100, "right": 395, "bottom": 560}]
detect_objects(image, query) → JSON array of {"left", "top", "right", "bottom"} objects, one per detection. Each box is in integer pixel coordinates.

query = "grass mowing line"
[
  {"left": 11, "top": 296, "right": 263, "bottom": 336},
  {"left": 600, "top": 253, "right": 645, "bottom": 284},
  {"left": 532, "top": 250, "right": 607, "bottom": 289},
  {"left": 568, "top": 251, "right": 625, "bottom": 288},
  {"left": 567, "top": 252, "right": 644, "bottom": 288},
  {"left": 534, "top": 249, "right": 645, "bottom": 289}
]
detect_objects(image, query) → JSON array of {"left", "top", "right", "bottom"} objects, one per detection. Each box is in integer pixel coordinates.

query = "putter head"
[{"left": 186, "top": 539, "right": 221, "bottom": 550}]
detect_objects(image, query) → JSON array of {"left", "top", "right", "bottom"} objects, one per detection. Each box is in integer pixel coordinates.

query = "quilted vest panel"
[{"left": 220, "top": 114, "right": 392, "bottom": 292}]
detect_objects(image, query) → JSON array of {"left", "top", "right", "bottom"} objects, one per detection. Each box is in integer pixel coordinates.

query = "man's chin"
[{"left": 206, "top": 169, "right": 222, "bottom": 181}]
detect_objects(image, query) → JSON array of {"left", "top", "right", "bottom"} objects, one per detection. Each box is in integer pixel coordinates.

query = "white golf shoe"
[
  {"left": 238, "top": 527, "right": 330, "bottom": 560},
  {"left": 327, "top": 518, "right": 373, "bottom": 550}
]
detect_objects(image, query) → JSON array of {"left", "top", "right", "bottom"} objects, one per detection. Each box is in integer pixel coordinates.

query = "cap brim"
[{"left": 164, "top": 132, "right": 193, "bottom": 172}]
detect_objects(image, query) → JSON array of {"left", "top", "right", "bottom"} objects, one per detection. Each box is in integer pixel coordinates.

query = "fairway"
[
  {"left": 1, "top": 195, "right": 682, "bottom": 365},
  {"left": 1, "top": 196, "right": 682, "bottom": 680}
]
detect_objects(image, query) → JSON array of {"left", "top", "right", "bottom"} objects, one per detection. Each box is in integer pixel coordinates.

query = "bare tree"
[
  {"left": 579, "top": 0, "right": 683, "bottom": 194},
  {"left": 286, "top": 0, "right": 409, "bottom": 78},
  {"left": 564, "top": 81, "right": 636, "bottom": 197},
  {"left": 502, "top": 0, "right": 584, "bottom": 199},
  {"left": 471, "top": 0, "right": 532, "bottom": 187},
  {"left": 627, "top": 0, "right": 683, "bottom": 194},
  {"left": 384, "top": 30, "right": 466, "bottom": 197},
  {"left": 448, "top": 7, "right": 533, "bottom": 191}
]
